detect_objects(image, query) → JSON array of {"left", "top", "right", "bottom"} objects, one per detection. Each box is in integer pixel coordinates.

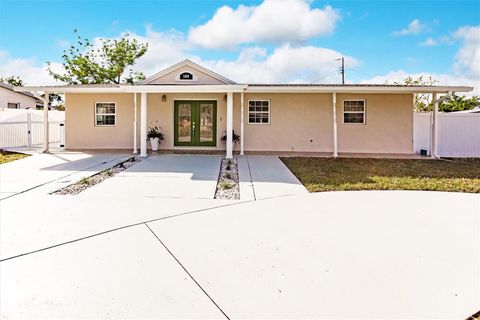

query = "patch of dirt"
[
  {"left": 215, "top": 158, "right": 240, "bottom": 200},
  {"left": 52, "top": 157, "right": 141, "bottom": 195}
]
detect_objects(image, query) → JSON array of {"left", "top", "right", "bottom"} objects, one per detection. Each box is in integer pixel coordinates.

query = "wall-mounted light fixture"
[
  {"left": 161, "top": 94, "right": 167, "bottom": 102},
  {"left": 224, "top": 94, "right": 227, "bottom": 102}
]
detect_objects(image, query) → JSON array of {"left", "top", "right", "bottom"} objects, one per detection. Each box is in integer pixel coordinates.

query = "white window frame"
[
  {"left": 342, "top": 99, "right": 366, "bottom": 125},
  {"left": 247, "top": 99, "right": 271, "bottom": 125},
  {"left": 7, "top": 102, "right": 20, "bottom": 109},
  {"left": 95, "top": 102, "right": 116, "bottom": 127}
]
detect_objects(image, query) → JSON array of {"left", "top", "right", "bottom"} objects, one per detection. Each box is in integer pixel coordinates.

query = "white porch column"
[
  {"left": 332, "top": 92, "right": 338, "bottom": 157},
  {"left": 431, "top": 92, "right": 439, "bottom": 158},
  {"left": 43, "top": 92, "right": 49, "bottom": 153},
  {"left": 226, "top": 92, "right": 233, "bottom": 159},
  {"left": 140, "top": 92, "right": 148, "bottom": 157},
  {"left": 240, "top": 91, "right": 245, "bottom": 155},
  {"left": 133, "top": 93, "right": 138, "bottom": 154}
]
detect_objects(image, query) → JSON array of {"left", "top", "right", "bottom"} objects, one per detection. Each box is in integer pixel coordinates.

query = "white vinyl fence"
[
  {"left": 0, "top": 108, "right": 65, "bottom": 149},
  {"left": 414, "top": 112, "right": 480, "bottom": 157}
]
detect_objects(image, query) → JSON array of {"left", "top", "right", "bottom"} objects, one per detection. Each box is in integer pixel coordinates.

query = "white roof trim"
[
  {"left": 124, "top": 85, "right": 246, "bottom": 93},
  {"left": 14, "top": 84, "right": 473, "bottom": 94},
  {"left": 245, "top": 85, "right": 473, "bottom": 94},
  {"left": 140, "top": 59, "right": 236, "bottom": 85},
  {"left": 15, "top": 84, "right": 246, "bottom": 93}
]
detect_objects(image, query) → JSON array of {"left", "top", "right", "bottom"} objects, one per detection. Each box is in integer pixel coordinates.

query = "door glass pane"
[
  {"left": 199, "top": 103, "right": 214, "bottom": 142},
  {"left": 178, "top": 103, "right": 192, "bottom": 142}
]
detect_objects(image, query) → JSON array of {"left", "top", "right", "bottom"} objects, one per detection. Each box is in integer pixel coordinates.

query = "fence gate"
[{"left": 0, "top": 108, "right": 65, "bottom": 149}]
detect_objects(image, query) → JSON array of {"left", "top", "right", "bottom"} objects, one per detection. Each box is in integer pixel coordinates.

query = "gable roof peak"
[{"left": 141, "top": 59, "right": 236, "bottom": 85}]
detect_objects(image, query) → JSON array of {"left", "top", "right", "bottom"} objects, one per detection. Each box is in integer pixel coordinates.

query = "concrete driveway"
[{"left": 1, "top": 152, "right": 479, "bottom": 319}]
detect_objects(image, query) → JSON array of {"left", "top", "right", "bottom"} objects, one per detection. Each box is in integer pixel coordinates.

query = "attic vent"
[
  {"left": 175, "top": 71, "right": 198, "bottom": 82},
  {"left": 179, "top": 72, "right": 193, "bottom": 80}
]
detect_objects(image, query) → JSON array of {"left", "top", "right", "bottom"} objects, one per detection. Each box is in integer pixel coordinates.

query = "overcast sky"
[{"left": 0, "top": 0, "right": 478, "bottom": 93}]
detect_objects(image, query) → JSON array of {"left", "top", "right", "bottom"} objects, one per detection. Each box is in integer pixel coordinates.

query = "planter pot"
[{"left": 150, "top": 137, "right": 160, "bottom": 151}]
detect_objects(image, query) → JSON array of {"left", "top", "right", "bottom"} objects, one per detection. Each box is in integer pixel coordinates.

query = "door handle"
[{"left": 192, "top": 121, "right": 195, "bottom": 135}]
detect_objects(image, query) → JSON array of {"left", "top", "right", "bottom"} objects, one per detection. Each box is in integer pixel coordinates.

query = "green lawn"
[
  {"left": 0, "top": 151, "right": 30, "bottom": 164},
  {"left": 281, "top": 157, "right": 480, "bottom": 193}
]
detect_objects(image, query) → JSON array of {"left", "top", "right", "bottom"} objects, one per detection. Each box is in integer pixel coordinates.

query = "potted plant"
[
  {"left": 220, "top": 130, "right": 241, "bottom": 144},
  {"left": 147, "top": 126, "right": 165, "bottom": 151}
]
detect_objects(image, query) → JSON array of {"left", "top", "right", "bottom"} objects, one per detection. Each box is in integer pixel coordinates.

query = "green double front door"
[{"left": 174, "top": 100, "right": 217, "bottom": 146}]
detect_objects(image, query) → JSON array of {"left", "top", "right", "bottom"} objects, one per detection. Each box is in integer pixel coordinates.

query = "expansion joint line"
[
  {"left": 144, "top": 223, "right": 230, "bottom": 320},
  {"left": 245, "top": 156, "right": 257, "bottom": 201}
]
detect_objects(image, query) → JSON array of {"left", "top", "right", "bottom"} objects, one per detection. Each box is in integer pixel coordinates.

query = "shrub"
[{"left": 219, "top": 181, "right": 233, "bottom": 190}]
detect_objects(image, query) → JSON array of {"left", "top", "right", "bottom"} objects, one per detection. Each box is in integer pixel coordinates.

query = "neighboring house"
[
  {"left": 0, "top": 83, "right": 43, "bottom": 109},
  {"left": 15, "top": 60, "right": 473, "bottom": 158}
]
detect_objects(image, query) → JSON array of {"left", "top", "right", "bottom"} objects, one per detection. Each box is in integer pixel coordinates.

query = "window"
[
  {"left": 343, "top": 100, "right": 365, "bottom": 124},
  {"left": 95, "top": 102, "right": 116, "bottom": 126},
  {"left": 248, "top": 100, "right": 270, "bottom": 124},
  {"left": 7, "top": 102, "right": 19, "bottom": 109}
]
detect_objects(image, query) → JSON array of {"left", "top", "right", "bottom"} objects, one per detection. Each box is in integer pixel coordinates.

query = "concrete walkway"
[{"left": 238, "top": 156, "right": 308, "bottom": 200}]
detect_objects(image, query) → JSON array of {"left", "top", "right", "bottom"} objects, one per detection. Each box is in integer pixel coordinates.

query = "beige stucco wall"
[
  {"left": 65, "top": 92, "right": 414, "bottom": 154},
  {"left": 0, "top": 87, "right": 38, "bottom": 109},
  {"left": 235, "top": 93, "right": 333, "bottom": 152},
  {"left": 336, "top": 93, "right": 413, "bottom": 154},
  {"left": 65, "top": 93, "right": 135, "bottom": 149}
]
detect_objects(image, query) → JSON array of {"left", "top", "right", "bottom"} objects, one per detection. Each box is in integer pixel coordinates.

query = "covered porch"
[
  {"left": 129, "top": 85, "right": 246, "bottom": 159},
  {"left": 15, "top": 84, "right": 472, "bottom": 159}
]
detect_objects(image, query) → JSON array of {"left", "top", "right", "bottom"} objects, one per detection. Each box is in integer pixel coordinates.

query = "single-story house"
[
  {"left": 16, "top": 60, "right": 472, "bottom": 158},
  {"left": 0, "top": 83, "right": 43, "bottom": 109}
]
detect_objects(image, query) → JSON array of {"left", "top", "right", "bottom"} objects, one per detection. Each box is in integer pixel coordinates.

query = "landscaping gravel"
[
  {"left": 215, "top": 158, "right": 240, "bottom": 200},
  {"left": 52, "top": 157, "right": 140, "bottom": 195}
]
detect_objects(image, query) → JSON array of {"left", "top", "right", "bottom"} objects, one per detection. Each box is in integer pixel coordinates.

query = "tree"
[
  {"left": 439, "top": 94, "right": 480, "bottom": 112},
  {"left": 0, "top": 76, "right": 24, "bottom": 87},
  {"left": 47, "top": 30, "right": 148, "bottom": 84},
  {"left": 394, "top": 76, "right": 438, "bottom": 112},
  {"left": 394, "top": 75, "right": 479, "bottom": 112}
]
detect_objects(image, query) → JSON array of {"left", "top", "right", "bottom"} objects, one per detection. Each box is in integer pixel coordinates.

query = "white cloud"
[
  {"left": 118, "top": 27, "right": 356, "bottom": 84},
  {"left": 419, "top": 37, "right": 438, "bottom": 46},
  {"left": 453, "top": 25, "right": 480, "bottom": 78},
  {"left": 0, "top": 51, "right": 63, "bottom": 86},
  {"left": 114, "top": 26, "right": 197, "bottom": 73},
  {"left": 1, "top": 25, "right": 354, "bottom": 86},
  {"left": 201, "top": 45, "right": 357, "bottom": 83},
  {"left": 419, "top": 35, "right": 453, "bottom": 47},
  {"left": 367, "top": 25, "right": 480, "bottom": 95},
  {"left": 392, "top": 19, "right": 424, "bottom": 36},
  {"left": 188, "top": 0, "right": 340, "bottom": 49}
]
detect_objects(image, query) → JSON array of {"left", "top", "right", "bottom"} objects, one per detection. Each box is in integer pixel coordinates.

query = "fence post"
[{"left": 27, "top": 111, "right": 32, "bottom": 148}]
